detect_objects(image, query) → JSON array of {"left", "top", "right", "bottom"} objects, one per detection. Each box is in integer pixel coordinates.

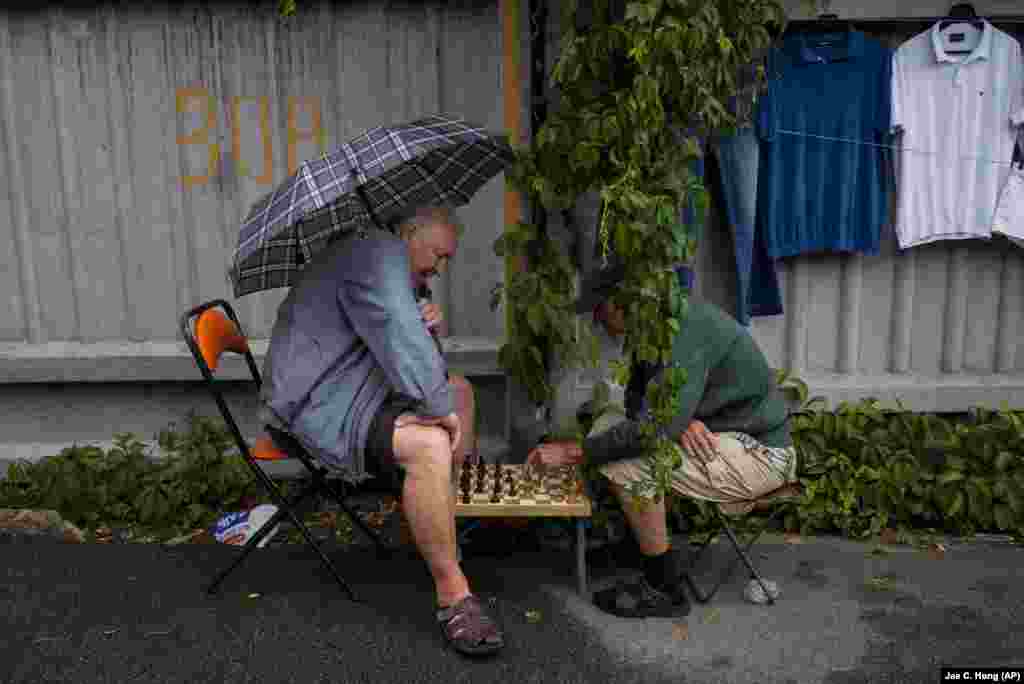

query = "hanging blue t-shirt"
[{"left": 756, "top": 30, "right": 892, "bottom": 258}]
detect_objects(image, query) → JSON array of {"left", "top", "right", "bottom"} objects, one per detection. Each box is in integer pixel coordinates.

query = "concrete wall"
[
  {"left": 0, "top": 0, "right": 529, "bottom": 463},
  {"left": 0, "top": 0, "right": 509, "bottom": 351}
]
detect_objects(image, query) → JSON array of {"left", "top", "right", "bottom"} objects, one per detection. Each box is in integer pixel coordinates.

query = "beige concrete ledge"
[
  {"left": 0, "top": 434, "right": 512, "bottom": 470},
  {"left": 0, "top": 338, "right": 505, "bottom": 382},
  {"left": 565, "top": 372, "right": 1024, "bottom": 417},
  {"left": 789, "top": 372, "right": 1024, "bottom": 413}
]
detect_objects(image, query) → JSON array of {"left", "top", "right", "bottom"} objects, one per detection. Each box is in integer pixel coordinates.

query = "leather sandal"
[{"left": 436, "top": 595, "right": 504, "bottom": 656}]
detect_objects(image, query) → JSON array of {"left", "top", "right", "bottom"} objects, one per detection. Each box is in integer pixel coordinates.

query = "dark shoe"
[
  {"left": 594, "top": 577, "right": 691, "bottom": 618},
  {"left": 436, "top": 595, "right": 504, "bottom": 656}
]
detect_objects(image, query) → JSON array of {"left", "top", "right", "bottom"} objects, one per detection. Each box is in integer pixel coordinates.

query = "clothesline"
[{"left": 775, "top": 128, "right": 1023, "bottom": 168}]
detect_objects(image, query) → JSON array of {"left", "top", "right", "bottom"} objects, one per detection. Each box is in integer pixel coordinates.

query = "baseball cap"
[
  {"left": 573, "top": 262, "right": 696, "bottom": 314},
  {"left": 573, "top": 261, "right": 627, "bottom": 314}
]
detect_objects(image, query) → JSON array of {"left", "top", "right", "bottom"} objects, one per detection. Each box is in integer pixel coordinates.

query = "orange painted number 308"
[{"left": 176, "top": 87, "right": 326, "bottom": 188}]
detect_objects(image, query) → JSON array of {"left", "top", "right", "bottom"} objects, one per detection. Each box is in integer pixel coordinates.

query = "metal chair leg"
[
  {"left": 206, "top": 480, "right": 359, "bottom": 602},
  {"left": 205, "top": 502, "right": 295, "bottom": 596},
  {"left": 717, "top": 517, "right": 777, "bottom": 606},
  {"left": 320, "top": 477, "right": 389, "bottom": 551},
  {"left": 576, "top": 518, "right": 588, "bottom": 598},
  {"left": 683, "top": 505, "right": 785, "bottom": 605}
]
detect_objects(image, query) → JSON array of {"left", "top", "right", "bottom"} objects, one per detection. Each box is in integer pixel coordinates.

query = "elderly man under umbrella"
[{"left": 231, "top": 116, "right": 511, "bottom": 656}]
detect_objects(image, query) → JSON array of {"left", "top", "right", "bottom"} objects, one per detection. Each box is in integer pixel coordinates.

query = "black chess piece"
[
  {"left": 459, "top": 460, "right": 472, "bottom": 504},
  {"left": 475, "top": 459, "right": 486, "bottom": 493},
  {"left": 490, "top": 468, "right": 502, "bottom": 503}
]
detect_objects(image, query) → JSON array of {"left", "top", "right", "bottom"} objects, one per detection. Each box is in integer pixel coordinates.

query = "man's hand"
[
  {"left": 419, "top": 301, "right": 442, "bottom": 333},
  {"left": 526, "top": 440, "right": 585, "bottom": 468},
  {"left": 395, "top": 411, "right": 461, "bottom": 451},
  {"left": 679, "top": 420, "right": 719, "bottom": 464}
]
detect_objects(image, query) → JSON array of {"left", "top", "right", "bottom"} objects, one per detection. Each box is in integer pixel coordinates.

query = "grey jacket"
[{"left": 260, "top": 227, "right": 453, "bottom": 482}]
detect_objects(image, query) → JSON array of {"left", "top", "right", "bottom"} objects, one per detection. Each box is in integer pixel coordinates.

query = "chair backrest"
[{"left": 180, "top": 299, "right": 264, "bottom": 462}]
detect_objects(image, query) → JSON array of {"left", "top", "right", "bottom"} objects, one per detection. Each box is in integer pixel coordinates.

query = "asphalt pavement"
[{"left": 2, "top": 530, "right": 1022, "bottom": 684}]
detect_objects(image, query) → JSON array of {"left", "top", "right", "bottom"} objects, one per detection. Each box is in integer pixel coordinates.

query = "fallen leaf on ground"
[
  {"left": 869, "top": 546, "right": 890, "bottom": 556},
  {"left": 703, "top": 608, "right": 720, "bottom": 624},
  {"left": 926, "top": 543, "right": 946, "bottom": 559},
  {"left": 672, "top": 623, "right": 689, "bottom": 640},
  {"left": 525, "top": 610, "right": 542, "bottom": 623},
  {"left": 865, "top": 576, "right": 895, "bottom": 591},
  {"left": 783, "top": 533, "right": 803, "bottom": 545},
  {"left": 879, "top": 528, "right": 899, "bottom": 545},
  {"left": 144, "top": 629, "right": 174, "bottom": 637},
  {"left": 247, "top": 593, "right": 261, "bottom": 599},
  {"left": 164, "top": 529, "right": 209, "bottom": 546}
]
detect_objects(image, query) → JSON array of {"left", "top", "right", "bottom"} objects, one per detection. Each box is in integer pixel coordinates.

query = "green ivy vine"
[{"left": 493, "top": 0, "right": 785, "bottom": 502}]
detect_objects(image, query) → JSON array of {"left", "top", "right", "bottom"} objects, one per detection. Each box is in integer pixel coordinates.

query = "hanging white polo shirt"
[{"left": 891, "top": 20, "right": 1024, "bottom": 249}]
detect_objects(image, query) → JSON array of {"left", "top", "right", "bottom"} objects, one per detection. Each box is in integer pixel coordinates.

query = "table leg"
[{"left": 576, "top": 518, "right": 588, "bottom": 599}]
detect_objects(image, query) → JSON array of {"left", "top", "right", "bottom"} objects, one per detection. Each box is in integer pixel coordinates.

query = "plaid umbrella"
[{"left": 229, "top": 114, "right": 515, "bottom": 298}]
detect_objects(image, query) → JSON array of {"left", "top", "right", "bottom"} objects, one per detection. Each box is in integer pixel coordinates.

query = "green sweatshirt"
[{"left": 582, "top": 299, "right": 792, "bottom": 469}]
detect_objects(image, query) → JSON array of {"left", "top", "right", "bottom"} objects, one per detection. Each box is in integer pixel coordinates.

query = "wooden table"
[{"left": 452, "top": 464, "right": 593, "bottom": 598}]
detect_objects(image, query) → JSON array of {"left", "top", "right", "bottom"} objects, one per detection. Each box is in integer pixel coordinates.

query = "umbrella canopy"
[{"left": 229, "top": 114, "right": 515, "bottom": 298}]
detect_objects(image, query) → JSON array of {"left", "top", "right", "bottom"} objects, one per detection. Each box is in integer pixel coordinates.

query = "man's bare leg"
[
  {"left": 608, "top": 481, "right": 670, "bottom": 555},
  {"left": 449, "top": 373, "right": 476, "bottom": 468},
  {"left": 392, "top": 424, "right": 469, "bottom": 607}
]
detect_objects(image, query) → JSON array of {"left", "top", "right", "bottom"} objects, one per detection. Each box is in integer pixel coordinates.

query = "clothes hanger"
[
  {"left": 939, "top": 3, "right": 983, "bottom": 31},
  {"left": 938, "top": 3, "right": 984, "bottom": 54},
  {"left": 809, "top": 13, "right": 853, "bottom": 34}
]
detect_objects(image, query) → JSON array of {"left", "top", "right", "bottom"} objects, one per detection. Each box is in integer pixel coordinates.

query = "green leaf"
[
  {"left": 937, "top": 471, "right": 965, "bottom": 486},
  {"left": 526, "top": 303, "right": 545, "bottom": 334},
  {"left": 994, "top": 504, "right": 1015, "bottom": 531},
  {"left": 995, "top": 451, "right": 1015, "bottom": 472},
  {"left": 946, "top": 491, "right": 965, "bottom": 518},
  {"left": 1007, "top": 488, "right": 1024, "bottom": 515}
]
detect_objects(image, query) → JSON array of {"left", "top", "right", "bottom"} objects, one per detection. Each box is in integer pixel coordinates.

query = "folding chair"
[
  {"left": 180, "top": 298, "right": 394, "bottom": 602},
  {"left": 681, "top": 482, "right": 803, "bottom": 606}
]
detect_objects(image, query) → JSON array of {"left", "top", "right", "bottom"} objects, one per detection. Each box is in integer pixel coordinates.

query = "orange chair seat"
[{"left": 252, "top": 434, "right": 290, "bottom": 461}]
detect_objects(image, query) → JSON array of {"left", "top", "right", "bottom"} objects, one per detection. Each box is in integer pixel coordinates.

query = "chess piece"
[
  {"left": 534, "top": 463, "right": 545, "bottom": 492},
  {"left": 506, "top": 471, "right": 516, "bottom": 498},
  {"left": 475, "top": 459, "right": 486, "bottom": 493},
  {"left": 459, "top": 460, "right": 472, "bottom": 504},
  {"left": 490, "top": 466, "right": 502, "bottom": 503},
  {"left": 519, "top": 465, "right": 533, "bottom": 497}
]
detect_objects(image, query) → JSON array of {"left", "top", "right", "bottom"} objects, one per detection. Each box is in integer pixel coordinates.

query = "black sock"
[{"left": 642, "top": 549, "right": 679, "bottom": 591}]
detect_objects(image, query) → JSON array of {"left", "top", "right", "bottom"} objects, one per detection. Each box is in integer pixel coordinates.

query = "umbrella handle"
[{"left": 417, "top": 288, "right": 449, "bottom": 381}]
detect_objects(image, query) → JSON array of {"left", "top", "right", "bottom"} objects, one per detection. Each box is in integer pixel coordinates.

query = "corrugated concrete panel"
[
  {"left": 0, "top": 0, "right": 533, "bottom": 464},
  {"left": 0, "top": 0, "right": 507, "bottom": 360}
]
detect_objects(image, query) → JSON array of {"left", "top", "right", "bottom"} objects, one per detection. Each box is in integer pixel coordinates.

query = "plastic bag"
[{"left": 211, "top": 504, "right": 280, "bottom": 548}]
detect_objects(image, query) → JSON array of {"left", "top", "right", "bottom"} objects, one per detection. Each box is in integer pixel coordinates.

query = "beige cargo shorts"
[{"left": 591, "top": 411, "right": 797, "bottom": 515}]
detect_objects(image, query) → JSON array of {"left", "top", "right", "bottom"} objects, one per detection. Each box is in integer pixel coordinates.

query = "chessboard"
[{"left": 452, "top": 461, "right": 593, "bottom": 517}]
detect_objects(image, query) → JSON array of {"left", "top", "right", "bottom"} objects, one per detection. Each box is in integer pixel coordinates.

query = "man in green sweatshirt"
[{"left": 527, "top": 262, "right": 797, "bottom": 618}]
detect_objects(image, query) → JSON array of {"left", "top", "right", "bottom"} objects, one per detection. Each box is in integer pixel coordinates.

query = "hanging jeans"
[{"left": 712, "top": 127, "right": 783, "bottom": 326}]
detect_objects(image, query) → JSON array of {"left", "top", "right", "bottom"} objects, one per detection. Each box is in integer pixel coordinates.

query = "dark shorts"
[{"left": 364, "top": 395, "right": 416, "bottom": 487}]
